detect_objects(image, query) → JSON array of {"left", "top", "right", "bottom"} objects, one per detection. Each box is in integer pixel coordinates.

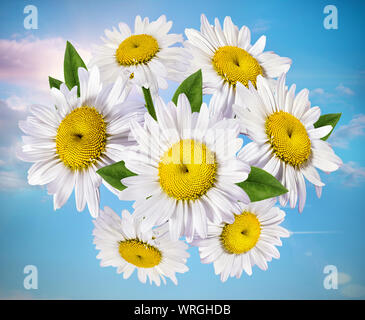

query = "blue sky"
[{"left": 0, "top": 0, "right": 364, "bottom": 299}]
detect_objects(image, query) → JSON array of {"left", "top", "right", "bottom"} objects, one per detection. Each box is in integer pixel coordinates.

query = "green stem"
[{"left": 142, "top": 87, "right": 157, "bottom": 121}]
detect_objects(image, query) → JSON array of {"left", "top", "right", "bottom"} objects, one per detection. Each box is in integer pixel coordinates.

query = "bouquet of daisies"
[{"left": 18, "top": 14, "right": 342, "bottom": 285}]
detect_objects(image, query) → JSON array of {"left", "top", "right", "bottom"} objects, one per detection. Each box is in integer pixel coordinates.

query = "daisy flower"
[
  {"left": 90, "top": 15, "right": 189, "bottom": 94},
  {"left": 93, "top": 207, "right": 189, "bottom": 286},
  {"left": 118, "top": 93, "right": 251, "bottom": 241},
  {"left": 233, "top": 74, "right": 342, "bottom": 212},
  {"left": 191, "top": 198, "right": 289, "bottom": 282},
  {"left": 185, "top": 14, "right": 291, "bottom": 119},
  {"left": 18, "top": 66, "right": 145, "bottom": 217}
]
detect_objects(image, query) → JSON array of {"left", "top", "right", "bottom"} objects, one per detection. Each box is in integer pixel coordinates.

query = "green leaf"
[
  {"left": 96, "top": 161, "right": 137, "bottom": 191},
  {"left": 48, "top": 76, "right": 63, "bottom": 90},
  {"left": 63, "top": 41, "right": 87, "bottom": 97},
  {"left": 172, "top": 69, "right": 203, "bottom": 113},
  {"left": 236, "top": 166, "right": 288, "bottom": 202},
  {"left": 313, "top": 113, "right": 341, "bottom": 141},
  {"left": 142, "top": 87, "right": 157, "bottom": 121}
]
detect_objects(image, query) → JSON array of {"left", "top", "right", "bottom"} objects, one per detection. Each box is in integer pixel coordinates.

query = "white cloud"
[
  {"left": 341, "top": 284, "right": 365, "bottom": 298},
  {"left": 310, "top": 84, "right": 354, "bottom": 102},
  {"left": 336, "top": 272, "right": 365, "bottom": 298},
  {"left": 309, "top": 88, "right": 334, "bottom": 101},
  {"left": 311, "top": 88, "right": 326, "bottom": 95},
  {"left": 4, "top": 95, "right": 30, "bottom": 112},
  {"left": 338, "top": 272, "right": 352, "bottom": 285},
  {"left": 0, "top": 99, "right": 25, "bottom": 146},
  {"left": 336, "top": 83, "right": 355, "bottom": 96},
  {"left": 4, "top": 89, "right": 53, "bottom": 112},
  {"left": 0, "top": 98, "right": 33, "bottom": 192},
  {"left": 0, "top": 170, "right": 28, "bottom": 191},
  {"left": 0, "top": 35, "right": 90, "bottom": 194},
  {"left": 0, "top": 36, "right": 91, "bottom": 90},
  {"left": 330, "top": 114, "right": 365, "bottom": 148},
  {"left": 0, "top": 90, "right": 54, "bottom": 146},
  {"left": 0, "top": 289, "right": 35, "bottom": 300},
  {"left": 251, "top": 19, "right": 271, "bottom": 33},
  {"left": 338, "top": 161, "right": 365, "bottom": 186}
]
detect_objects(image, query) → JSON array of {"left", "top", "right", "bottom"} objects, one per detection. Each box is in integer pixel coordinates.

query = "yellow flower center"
[
  {"left": 265, "top": 111, "right": 311, "bottom": 167},
  {"left": 118, "top": 239, "right": 162, "bottom": 268},
  {"left": 116, "top": 34, "right": 159, "bottom": 66},
  {"left": 220, "top": 211, "right": 261, "bottom": 254},
  {"left": 212, "top": 46, "right": 263, "bottom": 87},
  {"left": 56, "top": 106, "right": 107, "bottom": 170},
  {"left": 158, "top": 139, "right": 217, "bottom": 201}
]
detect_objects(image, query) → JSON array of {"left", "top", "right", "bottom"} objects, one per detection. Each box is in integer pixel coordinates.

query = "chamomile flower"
[
  {"left": 18, "top": 66, "right": 145, "bottom": 217},
  {"left": 233, "top": 74, "right": 342, "bottom": 212},
  {"left": 185, "top": 14, "right": 291, "bottom": 119},
  {"left": 93, "top": 207, "right": 189, "bottom": 286},
  {"left": 91, "top": 15, "right": 189, "bottom": 94},
  {"left": 192, "top": 199, "right": 289, "bottom": 282},
  {"left": 117, "top": 94, "right": 250, "bottom": 241}
]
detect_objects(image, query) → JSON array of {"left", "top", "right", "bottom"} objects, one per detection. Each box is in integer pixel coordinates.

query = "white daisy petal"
[
  {"left": 93, "top": 207, "right": 189, "bottom": 286},
  {"left": 53, "top": 170, "right": 76, "bottom": 210},
  {"left": 235, "top": 75, "right": 341, "bottom": 212},
  {"left": 192, "top": 198, "right": 288, "bottom": 281},
  {"left": 122, "top": 94, "right": 249, "bottom": 239},
  {"left": 308, "top": 125, "right": 333, "bottom": 140},
  {"left": 18, "top": 67, "right": 145, "bottom": 217},
  {"left": 301, "top": 106, "right": 321, "bottom": 127},
  {"left": 90, "top": 15, "right": 186, "bottom": 93},
  {"left": 249, "top": 35, "right": 266, "bottom": 56},
  {"left": 185, "top": 15, "right": 291, "bottom": 118},
  {"left": 75, "top": 170, "right": 87, "bottom": 212}
]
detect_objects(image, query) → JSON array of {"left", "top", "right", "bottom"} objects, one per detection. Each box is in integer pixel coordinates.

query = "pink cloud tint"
[{"left": 0, "top": 36, "right": 91, "bottom": 90}]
